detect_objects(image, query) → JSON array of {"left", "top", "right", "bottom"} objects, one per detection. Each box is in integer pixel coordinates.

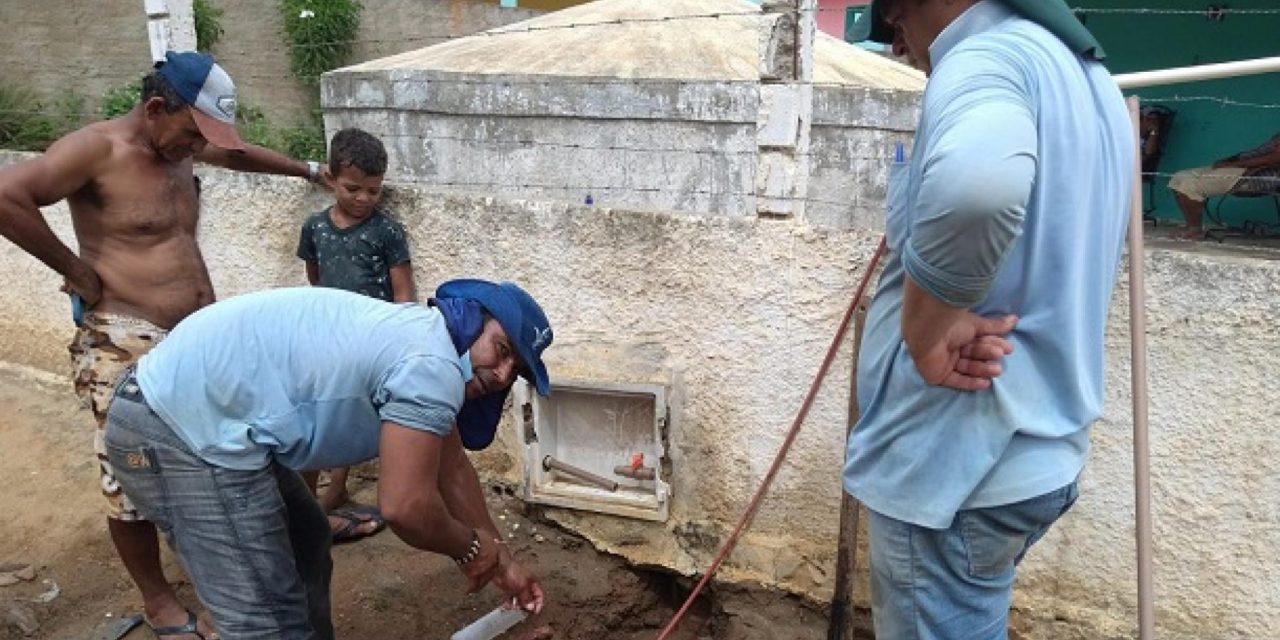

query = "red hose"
[{"left": 656, "top": 236, "right": 887, "bottom": 639}]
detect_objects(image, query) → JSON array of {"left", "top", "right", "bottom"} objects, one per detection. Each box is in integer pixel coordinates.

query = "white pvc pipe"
[
  {"left": 1116, "top": 56, "right": 1280, "bottom": 89},
  {"left": 451, "top": 605, "right": 527, "bottom": 640},
  {"left": 1125, "top": 96, "right": 1156, "bottom": 640}
]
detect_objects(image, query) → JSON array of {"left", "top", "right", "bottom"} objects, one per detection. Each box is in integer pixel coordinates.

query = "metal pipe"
[
  {"left": 1115, "top": 55, "right": 1280, "bottom": 89},
  {"left": 613, "top": 465, "right": 656, "bottom": 481},
  {"left": 542, "top": 455, "right": 619, "bottom": 492},
  {"left": 1126, "top": 96, "right": 1156, "bottom": 640}
]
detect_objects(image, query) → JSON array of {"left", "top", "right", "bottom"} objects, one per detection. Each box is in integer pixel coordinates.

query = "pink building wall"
[{"left": 817, "top": 0, "right": 869, "bottom": 39}]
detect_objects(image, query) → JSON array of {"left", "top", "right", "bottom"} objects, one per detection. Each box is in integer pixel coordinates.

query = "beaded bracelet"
[{"left": 454, "top": 529, "right": 482, "bottom": 566}]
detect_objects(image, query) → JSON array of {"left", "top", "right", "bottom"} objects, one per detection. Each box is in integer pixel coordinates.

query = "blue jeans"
[
  {"left": 867, "top": 481, "right": 1079, "bottom": 640},
  {"left": 103, "top": 376, "right": 334, "bottom": 640}
]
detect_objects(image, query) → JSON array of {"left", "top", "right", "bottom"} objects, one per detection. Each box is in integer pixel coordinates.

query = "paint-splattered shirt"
[{"left": 296, "top": 208, "right": 411, "bottom": 301}]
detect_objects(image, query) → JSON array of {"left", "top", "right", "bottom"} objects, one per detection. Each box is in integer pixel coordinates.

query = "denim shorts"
[
  {"left": 867, "top": 481, "right": 1079, "bottom": 640},
  {"left": 104, "top": 375, "right": 335, "bottom": 640}
]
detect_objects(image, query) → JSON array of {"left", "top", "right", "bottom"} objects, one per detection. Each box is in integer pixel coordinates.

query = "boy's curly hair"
[{"left": 328, "top": 128, "right": 387, "bottom": 176}]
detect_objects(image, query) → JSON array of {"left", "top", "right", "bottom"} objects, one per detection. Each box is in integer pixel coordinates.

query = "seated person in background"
[{"left": 1168, "top": 132, "right": 1280, "bottom": 239}]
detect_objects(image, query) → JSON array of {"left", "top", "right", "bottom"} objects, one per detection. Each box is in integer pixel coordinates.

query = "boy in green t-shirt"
[{"left": 296, "top": 128, "right": 416, "bottom": 542}]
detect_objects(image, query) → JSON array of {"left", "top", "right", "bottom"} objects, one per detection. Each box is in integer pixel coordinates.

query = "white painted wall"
[{"left": 0, "top": 155, "right": 1276, "bottom": 638}]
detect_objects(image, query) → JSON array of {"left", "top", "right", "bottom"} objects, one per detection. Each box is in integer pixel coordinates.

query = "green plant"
[
  {"left": 280, "top": 0, "right": 362, "bottom": 86},
  {"left": 0, "top": 86, "right": 86, "bottom": 151},
  {"left": 234, "top": 102, "right": 327, "bottom": 160},
  {"left": 100, "top": 82, "right": 142, "bottom": 119},
  {"left": 277, "top": 110, "right": 327, "bottom": 160},
  {"left": 194, "top": 0, "right": 226, "bottom": 52},
  {"left": 48, "top": 92, "right": 85, "bottom": 138},
  {"left": 235, "top": 102, "right": 276, "bottom": 149}
]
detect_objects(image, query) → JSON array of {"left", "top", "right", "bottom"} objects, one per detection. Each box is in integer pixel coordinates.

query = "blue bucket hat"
[
  {"left": 849, "top": 0, "right": 1105, "bottom": 61},
  {"left": 435, "top": 279, "right": 553, "bottom": 397}
]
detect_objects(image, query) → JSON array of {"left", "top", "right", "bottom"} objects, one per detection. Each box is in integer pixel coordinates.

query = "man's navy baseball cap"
[
  {"left": 848, "top": 0, "right": 1106, "bottom": 61},
  {"left": 155, "top": 51, "right": 245, "bottom": 150},
  {"left": 435, "top": 279, "right": 553, "bottom": 397}
]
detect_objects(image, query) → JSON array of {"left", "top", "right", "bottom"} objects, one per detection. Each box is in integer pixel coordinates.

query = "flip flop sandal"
[
  {"left": 149, "top": 610, "right": 212, "bottom": 639},
  {"left": 330, "top": 508, "right": 386, "bottom": 544}
]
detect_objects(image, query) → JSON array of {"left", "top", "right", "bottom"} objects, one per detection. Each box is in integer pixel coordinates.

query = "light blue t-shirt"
[
  {"left": 136, "top": 287, "right": 467, "bottom": 471},
  {"left": 844, "top": 2, "right": 1134, "bottom": 528}
]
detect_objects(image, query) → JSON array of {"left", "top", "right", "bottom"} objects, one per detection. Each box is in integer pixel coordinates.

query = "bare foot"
[{"left": 1170, "top": 226, "right": 1205, "bottom": 240}]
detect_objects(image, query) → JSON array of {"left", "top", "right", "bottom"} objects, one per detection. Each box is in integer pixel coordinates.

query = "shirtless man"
[{"left": 0, "top": 51, "right": 323, "bottom": 639}]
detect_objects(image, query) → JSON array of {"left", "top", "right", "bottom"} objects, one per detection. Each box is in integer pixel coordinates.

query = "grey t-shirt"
[{"left": 296, "top": 208, "right": 411, "bottom": 301}]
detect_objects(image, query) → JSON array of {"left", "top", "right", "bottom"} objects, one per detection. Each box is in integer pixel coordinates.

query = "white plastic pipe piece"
[
  {"left": 1115, "top": 56, "right": 1280, "bottom": 89},
  {"left": 451, "top": 605, "right": 528, "bottom": 640}
]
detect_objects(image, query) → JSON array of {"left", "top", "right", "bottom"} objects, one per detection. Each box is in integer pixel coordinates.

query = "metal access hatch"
[{"left": 514, "top": 378, "right": 670, "bottom": 522}]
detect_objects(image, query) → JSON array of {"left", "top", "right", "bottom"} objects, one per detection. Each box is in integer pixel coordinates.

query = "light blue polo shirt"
[
  {"left": 136, "top": 287, "right": 466, "bottom": 471},
  {"left": 844, "top": 2, "right": 1134, "bottom": 528}
]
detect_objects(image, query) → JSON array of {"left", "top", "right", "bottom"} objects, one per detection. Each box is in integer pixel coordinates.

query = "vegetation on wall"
[
  {"left": 194, "top": 0, "right": 226, "bottom": 52},
  {"left": 100, "top": 83, "right": 143, "bottom": 119},
  {"left": 237, "top": 103, "right": 328, "bottom": 161},
  {"left": 2, "top": 2, "right": 343, "bottom": 157},
  {"left": 0, "top": 81, "right": 323, "bottom": 160},
  {"left": 279, "top": 0, "right": 363, "bottom": 86},
  {"left": 0, "top": 87, "right": 85, "bottom": 152}
]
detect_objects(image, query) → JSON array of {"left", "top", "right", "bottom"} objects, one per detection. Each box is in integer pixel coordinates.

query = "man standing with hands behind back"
[{"left": 845, "top": 1, "right": 1133, "bottom": 637}]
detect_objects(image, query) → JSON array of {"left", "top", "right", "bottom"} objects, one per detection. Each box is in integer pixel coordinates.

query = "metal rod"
[
  {"left": 613, "top": 465, "right": 656, "bottom": 481},
  {"left": 542, "top": 455, "right": 619, "bottom": 492},
  {"left": 1115, "top": 55, "right": 1280, "bottom": 89},
  {"left": 1126, "top": 96, "right": 1156, "bottom": 640}
]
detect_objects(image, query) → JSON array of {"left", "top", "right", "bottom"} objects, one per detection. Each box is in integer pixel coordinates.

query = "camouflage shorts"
[{"left": 69, "top": 312, "right": 168, "bottom": 521}]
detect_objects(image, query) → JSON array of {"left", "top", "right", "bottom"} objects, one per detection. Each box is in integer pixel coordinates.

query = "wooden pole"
[
  {"left": 1126, "top": 95, "right": 1157, "bottom": 640},
  {"left": 828, "top": 296, "right": 869, "bottom": 640}
]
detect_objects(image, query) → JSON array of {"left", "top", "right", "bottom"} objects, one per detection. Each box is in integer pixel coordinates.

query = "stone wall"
[
  {"left": 322, "top": 71, "right": 921, "bottom": 229},
  {"left": 0, "top": 154, "right": 1277, "bottom": 638},
  {"left": 0, "top": 0, "right": 538, "bottom": 123}
]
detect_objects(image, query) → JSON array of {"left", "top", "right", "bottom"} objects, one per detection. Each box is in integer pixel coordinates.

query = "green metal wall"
[{"left": 1079, "top": 0, "right": 1280, "bottom": 224}]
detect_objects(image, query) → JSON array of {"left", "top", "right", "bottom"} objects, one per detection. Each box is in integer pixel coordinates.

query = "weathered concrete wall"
[
  {"left": 322, "top": 71, "right": 920, "bottom": 229},
  {"left": 1016, "top": 247, "right": 1280, "bottom": 639},
  {"left": 807, "top": 86, "right": 919, "bottom": 230},
  {"left": 212, "top": 0, "right": 540, "bottom": 121},
  {"left": 0, "top": 153, "right": 1277, "bottom": 638},
  {"left": 0, "top": 3, "right": 151, "bottom": 111},
  {"left": 0, "top": 1, "right": 538, "bottom": 122}
]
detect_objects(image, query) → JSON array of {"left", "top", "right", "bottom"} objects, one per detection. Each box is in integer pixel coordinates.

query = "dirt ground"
[{"left": 0, "top": 367, "right": 836, "bottom": 640}]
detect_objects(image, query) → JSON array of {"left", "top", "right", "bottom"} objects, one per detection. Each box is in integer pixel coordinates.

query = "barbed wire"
[
  {"left": 37, "top": 4, "right": 1280, "bottom": 59},
  {"left": 414, "top": 177, "right": 876, "bottom": 211},
  {"left": 0, "top": 70, "right": 922, "bottom": 95},
  {"left": 810, "top": 5, "right": 1280, "bottom": 14},
  {"left": 1139, "top": 96, "right": 1280, "bottom": 110},
  {"left": 1143, "top": 171, "right": 1280, "bottom": 185},
  {"left": 1074, "top": 7, "right": 1280, "bottom": 15}
]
